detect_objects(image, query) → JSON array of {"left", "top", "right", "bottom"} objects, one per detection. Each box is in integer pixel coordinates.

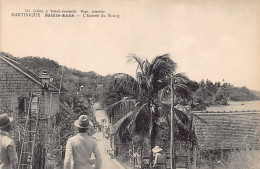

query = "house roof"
[
  {"left": 0, "top": 55, "right": 59, "bottom": 92},
  {"left": 193, "top": 111, "right": 260, "bottom": 150}
]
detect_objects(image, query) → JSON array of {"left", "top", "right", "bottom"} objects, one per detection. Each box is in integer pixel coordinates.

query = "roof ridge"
[
  {"left": 0, "top": 54, "right": 59, "bottom": 91},
  {"left": 1, "top": 55, "right": 21, "bottom": 64},
  {"left": 1, "top": 55, "right": 41, "bottom": 78},
  {"left": 0, "top": 55, "right": 42, "bottom": 85}
]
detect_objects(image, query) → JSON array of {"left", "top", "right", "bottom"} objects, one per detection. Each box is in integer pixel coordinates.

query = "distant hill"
[
  {"left": 189, "top": 80, "right": 259, "bottom": 110},
  {"left": 1, "top": 52, "right": 259, "bottom": 109},
  {"left": 251, "top": 90, "right": 260, "bottom": 98}
]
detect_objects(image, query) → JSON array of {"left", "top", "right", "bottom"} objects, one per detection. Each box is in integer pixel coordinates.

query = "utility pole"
[
  {"left": 170, "top": 74, "right": 176, "bottom": 169},
  {"left": 58, "top": 66, "right": 64, "bottom": 164}
]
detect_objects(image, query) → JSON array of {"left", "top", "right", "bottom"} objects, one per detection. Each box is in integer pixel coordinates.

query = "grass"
[
  {"left": 198, "top": 150, "right": 260, "bottom": 169},
  {"left": 224, "top": 150, "right": 260, "bottom": 169}
]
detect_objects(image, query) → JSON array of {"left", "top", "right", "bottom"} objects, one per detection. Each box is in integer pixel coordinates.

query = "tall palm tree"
[{"left": 107, "top": 53, "right": 191, "bottom": 166}]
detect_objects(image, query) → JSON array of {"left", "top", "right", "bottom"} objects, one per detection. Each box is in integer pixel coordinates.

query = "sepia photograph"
[{"left": 0, "top": 0, "right": 260, "bottom": 168}]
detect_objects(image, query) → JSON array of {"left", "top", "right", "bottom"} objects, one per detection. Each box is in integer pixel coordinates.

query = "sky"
[{"left": 1, "top": 0, "right": 260, "bottom": 90}]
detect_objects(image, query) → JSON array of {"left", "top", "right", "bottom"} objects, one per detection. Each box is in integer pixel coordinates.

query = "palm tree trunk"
[{"left": 170, "top": 75, "right": 176, "bottom": 169}]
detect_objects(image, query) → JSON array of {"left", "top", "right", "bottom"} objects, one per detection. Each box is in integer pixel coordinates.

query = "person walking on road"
[
  {"left": 0, "top": 113, "right": 18, "bottom": 169},
  {"left": 64, "top": 115, "right": 102, "bottom": 169}
]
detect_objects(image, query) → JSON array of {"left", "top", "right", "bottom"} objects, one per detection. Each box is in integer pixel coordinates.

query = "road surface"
[{"left": 92, "top": 103, "right": 125, "bottom": 169}]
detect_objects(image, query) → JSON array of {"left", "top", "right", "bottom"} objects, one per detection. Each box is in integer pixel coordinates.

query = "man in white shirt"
[
  {"left": 0, "top": 113, "right": 18, "bottom": 169},
  {"left": 64, "top": 115, "right": 102, "bottom": 169}
]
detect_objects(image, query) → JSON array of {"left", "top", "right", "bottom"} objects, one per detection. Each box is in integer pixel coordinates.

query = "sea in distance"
[{"left": 206, "top": 100, "right": 260, "bottom": 112}]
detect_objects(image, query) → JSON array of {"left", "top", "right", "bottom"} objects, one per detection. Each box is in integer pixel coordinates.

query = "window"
[
  {"left": 18, "top": 97, "right": 28, "bottom": 114},
  {"left": 18, "top": 96, "right": 38, "bottom": 115}
]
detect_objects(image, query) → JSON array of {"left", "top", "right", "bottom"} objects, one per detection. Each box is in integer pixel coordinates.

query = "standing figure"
[
  {"left": 152, "top": 146, "right": 167, "bottom": 169},
  {"left": 0, "top": 113, "right": 18, "bottom": 169},
  {"left": 64, "top": 115, "right": 102, "bottom": 169}
]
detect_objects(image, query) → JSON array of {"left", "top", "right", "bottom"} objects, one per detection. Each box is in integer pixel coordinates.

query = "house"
[
  {"left": 0, "top": 54, "right": 60, "bottom": 168},
  {"left": 192, "top": 111, "right": 260, "bottom": 168},
  {"left": 111, "top": 106, "right": 260, "bottom": 169}
]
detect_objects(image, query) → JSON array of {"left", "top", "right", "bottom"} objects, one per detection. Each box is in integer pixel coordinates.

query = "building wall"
[
  {"left": 0, "top": 59, "right": 60, "bottom": 168},
  {"left": 0, "top": 59, "right": 43, "bottom": 112}
]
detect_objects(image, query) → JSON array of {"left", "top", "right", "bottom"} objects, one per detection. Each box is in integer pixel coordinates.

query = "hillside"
[
  {"left": 1, "top": 52, "right": 259, "bottom": 110},
  {"left": 0, "top": 52, "right": 106, "bottom": 153},
  {"left": 0, "top": 52, "right": 104, "bottom": 102}
]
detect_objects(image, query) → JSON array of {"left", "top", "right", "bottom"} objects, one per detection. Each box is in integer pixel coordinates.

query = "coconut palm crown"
[{"left": 107, "top": 53, "right": 192, "bottom": 146}]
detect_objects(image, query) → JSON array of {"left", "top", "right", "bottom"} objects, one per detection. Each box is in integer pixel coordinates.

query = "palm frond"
[
  {"left": 113, "top": 73, "right": 139, "bottom": 96},
  {"left": 116, "top": 103, "right": 153, "bottom": 143},
  {"left": 173, "top": 73, "right": 190, "bottom": 84},
  {"left": 158, "top": 86, "right": 171, "bottom": 101},
  {"left": 173, "top": 108, "right": 195, "bottom": 141},
  {"left": 143, "top": 59, "right": 152, "bottom": 76},
  {"left": 175, "top": 83, "right": 192, "bottom": 100},
  {"left": 136, "top": 72, "right": 142, "bottom": 82},
  {"left": 155, "top": 102, "right": 194, "bottom": 141},
  {"left": 156, "top": 102, "right": 171, "bottom": 118},
  {"left": 167, "top": 72, "right": 192, "bottom": 100},
  {"left": 131, "top": 103, "right": 153, "bottom": 137},
  {"left": 174, "top": 83, "right": 192, "bottom": 99},
  {"left": 174, "top": 111, "right": 190, "bottom": 131},
  {"left": 151, "top": 54, "right": 176, "bottom": 75},
  {"left": 156, "top": 72, "right": 191, "bottom": 100},
  {"left": 132, "top": 103, "right": 149, "bottom": 127},
  {"left": 107, "top": 96, "right": 130, "bottom": 111},
  {"left": 117, "top": 114, "right": 133, "bottom": 143},
  {"left": 127, "top": 53, "right": 145, "bottom": 74},
  {"left": 150, "top": 54, "right": 177, "bottom": 93},
  {"left": 156, "top": 102, "right": 190, "bottom": 129}
]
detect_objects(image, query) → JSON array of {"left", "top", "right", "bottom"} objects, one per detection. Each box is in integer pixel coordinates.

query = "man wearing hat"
[
  {"left": 152, "top": 146, "right": 167, "bottom": 169},
  {"left": 0, "top": 113, "right": 18, "bottom": 169},
  {"left": 64, "top": 115, "right": 102, "bottom": 169}
]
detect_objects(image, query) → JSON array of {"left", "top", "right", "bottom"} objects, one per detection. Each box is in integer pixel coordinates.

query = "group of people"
[
  {"left": 0, "top": 113, "right": 102, "bottom": 169},
  {"left": 0, "top": 113, "right": 167, "bottom": 169}
]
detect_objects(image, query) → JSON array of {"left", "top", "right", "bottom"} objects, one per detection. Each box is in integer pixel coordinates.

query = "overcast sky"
[{"left": 1, "top": 0, "right": 260, "bottom": 90}]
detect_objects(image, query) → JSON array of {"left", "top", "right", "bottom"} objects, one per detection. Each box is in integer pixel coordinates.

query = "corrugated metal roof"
[{"left": 193, "top": 111, "right": 260, "bottom": 150}]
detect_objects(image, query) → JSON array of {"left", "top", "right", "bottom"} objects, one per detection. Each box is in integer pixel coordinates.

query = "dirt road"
[{"left": 92, "top": 103, "right": 125, "bottom": 169}]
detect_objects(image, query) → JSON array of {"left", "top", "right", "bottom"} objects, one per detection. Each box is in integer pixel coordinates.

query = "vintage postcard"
[{"left": 0, "top": 0, "right": 260, "bottom": 169}]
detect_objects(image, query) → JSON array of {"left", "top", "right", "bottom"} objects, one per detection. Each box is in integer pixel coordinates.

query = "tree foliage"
[
  {"left": 192, "top": 80, "right": 259, "bottom": 110},
  {"left": 103, "top": 54, "right": 192, "bottom": 150}
]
